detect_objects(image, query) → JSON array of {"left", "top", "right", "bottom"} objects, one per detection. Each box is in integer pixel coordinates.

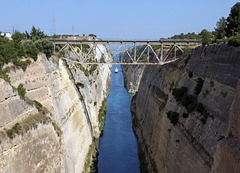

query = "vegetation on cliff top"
[
  {"left": 0, "top": 26, "right": 54, "bottom": 81},
  {"left": 171, "top": 3, "right": 240, "bottom": 47}
]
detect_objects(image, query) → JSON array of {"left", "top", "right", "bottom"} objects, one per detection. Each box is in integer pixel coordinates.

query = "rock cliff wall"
[
  {"left": 131, "top": 44, "right": 240, "bottom": 173},
  {"left": 0, "top": 43, "right": 111, "bottom": 172},
  {"left": 122, "top": 65, "right": 145, "bottom": 93}
]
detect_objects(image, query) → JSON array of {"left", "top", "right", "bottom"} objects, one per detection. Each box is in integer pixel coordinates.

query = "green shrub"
[
  {"left": 6, "top": 129, "right": 15, "bottom": 139},
  {"left": 188, "top": 71, "right": 193, "bottom": 78},
  {"left": 196, "top": 103, "right": 204, "bottom": 114},
  {"left": 17, "top": 84, "right": 26, "bottom": 99},
  {"left": 0, "top": 37, "right": 33, "bottom": 70},
  {"left": 228, "top": 36, "right": 240, "bottom": 47},
  {"left": 210, "top": 81, "right": 214, "bottom": 87},
  {"left": 172, "top": 87, "right": 197, "bottom": 113},
  {"left": 33, "top": 100, "right": 43, "bottom": 111},
  {"left": 216, "top": 38, "right": 228, "bottom": 44},
  {"left": 13, "top": 59, "right": 32, "bottom": 71},
  {"left": 77, "top": 82, "right": 85, "bottom": 88},
  {"left": 12, "top": 123, "right": 21, "bottom": 134},
  {"left": 12, "top": 31, "right": 26, "bottom": 43},
  {"left": 98, "top": 98, "right": 107, "bottom": 133},
  {"left": 23, "top": 41, "right": 39, "bottom": 61},
  {"left": 181, "top": 94, "right": 195, "bottom": 108},
  {"left": 100, "top": 56, "right": 105, "bottom": 63},
  {"left": 74, "top": 44, "right": 90, "bottom": 53},
  {"left": 172, "top": 86, "right": 209, "bottom": 124},
  {"left": 182, "top": 113, "right": 189, "bottom": 118},
  {"left": 167, "top": 111, "right": 179, "bottom": 126},
  {"left": 76, "top": 64, "right": 89, "bottom": 77},
  {"left": 172, "top": 87, "right": 188, "bottom": 102},
  {"left": 0, "top": 140, "right": 1, "bottom": 144},
  {"left": 200, "top": 117, "right": 207, "bottom": 124},
  {"left": 94, "top": 102, "right": 97, "bottom": 106},
  {"left": 35, "top": 40, "right": 54, "bottom": 58},
  {"left": 218, "top": 136, "right": 225, "bottom": 141},
  {"left": 89, "top": 64, "right": 98, "bottom": 75},
  {"left": 194, "top": 78, "right": 204, "bottom": 95},
  {"left": 0, "top": 70, "right": 11, "bottom": 82},
  {"left": 6, "top": 123, "right": 22, "bottom": 139}
]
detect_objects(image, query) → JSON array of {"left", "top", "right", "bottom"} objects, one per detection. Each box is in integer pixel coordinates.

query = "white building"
[{"left": 0, "top": 32, "right": 12, "bottom": 40}]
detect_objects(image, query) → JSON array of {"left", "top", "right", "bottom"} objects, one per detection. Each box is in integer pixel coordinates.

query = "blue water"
[{"left": 98, "top": 64, "right": 140, "bottom": 173}]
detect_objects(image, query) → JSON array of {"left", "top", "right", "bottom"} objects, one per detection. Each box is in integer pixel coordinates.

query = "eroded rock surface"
[
  {"left": 131, "top": 44, "right": 240, "bottom": 173},
  {"left": 0, "top": 45, "right": 110, "bottom": 172}
]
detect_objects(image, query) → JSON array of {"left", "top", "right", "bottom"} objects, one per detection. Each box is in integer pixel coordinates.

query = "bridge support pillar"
[
  {"left": 174, "top": 44, "right": 176, "bottom": 59},
  {"left": 160, "top": 44, "right": 163, "bottom": 61},
  {"left": 134, "top": 42, "right": 136, "bottom": 63}
]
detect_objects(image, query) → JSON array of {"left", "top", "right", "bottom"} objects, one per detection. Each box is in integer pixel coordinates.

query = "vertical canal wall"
[{"left": 0, "top": 44, "right": 111, "bottom": 172}]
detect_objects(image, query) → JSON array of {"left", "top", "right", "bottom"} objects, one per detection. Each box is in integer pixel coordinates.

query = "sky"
[{"left": 0, "top": 0, "right": 239, "bottom": 39}]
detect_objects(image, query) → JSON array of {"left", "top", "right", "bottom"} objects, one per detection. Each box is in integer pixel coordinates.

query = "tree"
[
  {"left": 227, "top": 3, "right": 240, "bottom": 36},
  {"left": 30, "top": 26, "right": 45, "bottom": 41},
  {"left": 199, "top": 29, "right": 214, "bottom": 46},
  {"left": 228, "top": 36, "right": 240, "bottom": 47},
  {"left": 35, "top": 40, "right": 54, "bottom": 57},
  {"left": 23, "top": 41, "right": 39, "bottom": 61},
  {"left": 12, "top": 31, "right": 26, "bottom": 43},
  {"left": 214, "top": 17, "right": 227, "bottom": 39},
  {"left": 30, "top": 26, "right": 37, "bottom": 40},
  {"left": 89, "top": 34, "right": 97, "bottom": 38},
  {"left": 24, "top": 31, "right": 31, "bottom": 39}
]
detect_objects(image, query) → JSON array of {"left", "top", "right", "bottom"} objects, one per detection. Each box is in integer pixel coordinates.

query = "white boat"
[{"left": 115, "top": 68, "right": 119, "bottom": 73}]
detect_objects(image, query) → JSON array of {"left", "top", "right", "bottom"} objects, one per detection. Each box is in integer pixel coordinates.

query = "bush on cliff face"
[
  {"left": 33, "top": 100, "right": 43, "bottom": 112},
  {"left": 98, "top": 98, "right": 107, "bottom": 133},
  {"left": 6, "top": 123, "right": 22, "bottom": 139},
  {"left": 17, "top": 83, "right": 26, "bottom": 99},
  {"left": 13, "top": 58, "right": 32, "bottom": 71},
  {"left": 172, "top": 86, "right": 209, "bottom": 124},
  {"left": 172, "top": 87, "right": 188, "bottom": 102},
  {"left": 167, "top": 111, "right": 179, "bottom": 126},
  {"left": 194, "top": 78, "right": 204, "bottom": 95},
  {"left": 188, "top": 71, "right": 193, "bottom": 78}
]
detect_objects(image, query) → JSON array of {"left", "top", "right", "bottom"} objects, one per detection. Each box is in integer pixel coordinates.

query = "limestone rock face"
[
  {"left": 0, "top": 45, "right": 110, "bottom": 172},
  {"left": 122, "top": 65, "right": 145, "bottom": 93},
  {"left": 131, "top": 44, "right": 240, "bottom": 173}
]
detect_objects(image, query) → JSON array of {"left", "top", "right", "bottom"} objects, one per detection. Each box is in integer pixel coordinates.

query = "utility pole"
[
  {"left": 72, "top": 24, "right": 74, "bottom": 36},
  {"left": 51, "top": 16, "right": 56, "bottom": 35}
]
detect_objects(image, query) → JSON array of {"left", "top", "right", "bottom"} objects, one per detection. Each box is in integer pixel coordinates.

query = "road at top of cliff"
[{"left": 98, "top": 64, "right": 140, "bottom": 173}]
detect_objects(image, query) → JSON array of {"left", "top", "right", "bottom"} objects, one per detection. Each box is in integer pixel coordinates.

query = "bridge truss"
[{"left": 51, "top": 39, "right": 201, "bottom": 65}]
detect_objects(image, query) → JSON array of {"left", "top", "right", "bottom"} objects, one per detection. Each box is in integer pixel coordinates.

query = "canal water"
[{"left": 98, "top": 64, "right": 140, "bottom": 173}]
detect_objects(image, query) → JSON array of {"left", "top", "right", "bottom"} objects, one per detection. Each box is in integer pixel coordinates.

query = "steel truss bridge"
[{"left": 50, "top": 39, "right": 201, "bottom": 65}]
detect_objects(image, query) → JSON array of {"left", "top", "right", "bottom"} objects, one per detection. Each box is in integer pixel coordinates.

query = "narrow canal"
[{"left": 98, "top": 64, "right": 140, "bottom": 173}]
